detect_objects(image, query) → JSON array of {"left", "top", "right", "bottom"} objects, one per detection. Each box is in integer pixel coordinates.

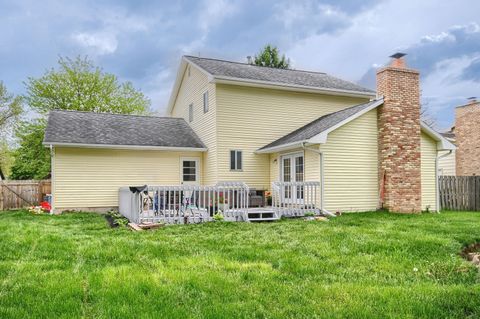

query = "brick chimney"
[
  {"left": 455, "top": 97, "right": 480, "bottom": 176},
  {"left": 377, "top": 53, "right": 422, "bottom": 213}
]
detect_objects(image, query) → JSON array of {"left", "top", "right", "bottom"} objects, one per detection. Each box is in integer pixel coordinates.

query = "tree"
[
  {"left": 9, "top": 120, "right": 51, "bottom": 180},
  {"left": 420, "top": 101, "right": 437, "bottom": 129},
  {"left": 0, "top": 81, "right": 22, "bottom": 136},
  {"left": 25, "top": 56, "right": 151, "bottom": 115},
  {"left": 253, "top": 45, "right": 290, "bottom": 69},
  {"left": 11, "top": 56, "right": 151, "bottom": 180},
  {"left": 0, "top": 140, "right": 13, "bottom": 179}
]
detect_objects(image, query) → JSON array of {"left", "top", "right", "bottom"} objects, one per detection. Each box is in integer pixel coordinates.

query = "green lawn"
[{"left": 0, "top": 211, "right": 479, "bottom": 318}]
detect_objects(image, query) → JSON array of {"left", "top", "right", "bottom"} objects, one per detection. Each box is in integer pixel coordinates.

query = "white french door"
[{"left": 281, "top": 153, "right": 304, "bottom": 202}]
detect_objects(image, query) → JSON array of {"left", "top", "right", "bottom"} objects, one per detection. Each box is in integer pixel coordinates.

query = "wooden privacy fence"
[
  {"left": 439, "top": 176, "right": 480, "bottom": 211},
  {"left": 0, "top": 180, "right": 51, "bottom": 210}
]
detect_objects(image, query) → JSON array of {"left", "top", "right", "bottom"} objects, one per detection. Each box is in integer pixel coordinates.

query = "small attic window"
[
  {"left": 203, "top": 91, "right": 209, "bottom": 113},
  {"left": 189, "top": 103, "right": 193, "bottom": 122}
]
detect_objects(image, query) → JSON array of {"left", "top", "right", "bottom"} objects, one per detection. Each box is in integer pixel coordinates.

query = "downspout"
[
  {"left": 435, "top": 150, "right": 452, "bottom": 213},
  {"left": 301, "top": 142, "right": 336, "bottom": 217},
  {"left": 49, "top": 144, "right": 55, "bottom": 213}
]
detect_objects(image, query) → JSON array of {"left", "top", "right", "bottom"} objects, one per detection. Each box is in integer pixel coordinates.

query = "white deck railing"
[
  {"left": 271, "top": 181, "right": 320, "bottom": 217},
  {"left": 119, "top": 182, "right": 250, "bottom": 224}
]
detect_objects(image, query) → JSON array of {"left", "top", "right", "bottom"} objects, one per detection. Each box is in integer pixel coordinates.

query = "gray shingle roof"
[
  {"left": 185, "top": 56, "right": 375, "bottom": 94},
  {"left": 258, "top": 99, "right": 383, "bottom": 151},
  {"left": 44, "top": 110, "right": 206, "bottom": 149}
]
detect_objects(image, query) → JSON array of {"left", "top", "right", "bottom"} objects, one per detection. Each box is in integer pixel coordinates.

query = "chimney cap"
[{"left": 390, "top": 52, "right": 407, "bottom": 59}]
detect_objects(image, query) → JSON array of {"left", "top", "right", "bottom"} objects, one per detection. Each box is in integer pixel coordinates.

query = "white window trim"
[
  {"left": 230, "top": 150, "right": 243, "bottom": 171},
  {"left": 180, "top": 157, "right": 200, "bottom": 184}
]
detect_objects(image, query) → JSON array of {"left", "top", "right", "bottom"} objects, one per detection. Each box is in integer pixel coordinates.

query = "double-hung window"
[{"left": 230, "top": 150, "right": 242, "bottom": 171}]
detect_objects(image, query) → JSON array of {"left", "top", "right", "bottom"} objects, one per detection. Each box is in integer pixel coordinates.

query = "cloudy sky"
[{"left": 1, "top": 0, "right": 480, "bottom": 130}]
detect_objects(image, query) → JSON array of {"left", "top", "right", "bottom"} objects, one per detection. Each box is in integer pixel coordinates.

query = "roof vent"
[
  {"left": 389, "top": 52, "right": 407, "bottom": 68},
  {"left": 390, "top": 52, "right": 406, "bottom": 59},
  {"left": 247, "top": 56, "right": 253, "bottom": 64},
  {"left": 467, "top": 96, "right": 477, "bottom": 104}
]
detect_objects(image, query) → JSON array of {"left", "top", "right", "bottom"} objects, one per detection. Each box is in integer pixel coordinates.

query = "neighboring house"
[
  {"left": 438, "top": 129, "right": 456, "bottom": 176},
  {"left": 437, "top": 98, "right": 480, "bottom": 176},
  {"left": 455, "top": 98, "right": 480, "bottom": 176},
  {"left": 44, "top": 53, "right": 454, "bottom": 214}
]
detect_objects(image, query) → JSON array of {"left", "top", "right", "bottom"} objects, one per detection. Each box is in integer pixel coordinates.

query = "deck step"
[
  {"left": 246, "top": 209, "right": 279, "bottom": 222},
  {"left": 247, "top": 217, "right": 279, "bottom": 222}
]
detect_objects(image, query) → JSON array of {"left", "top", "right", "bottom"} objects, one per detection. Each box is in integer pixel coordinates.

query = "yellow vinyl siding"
[
  {"left": 269, "top": 153, "right": 279, "bottom": 184},
  {"left": 170, "top": 65, "right": 217, "bottom": 185},
  {"left": 320, "top": 109, "right": 379, "bottom": 212},
  {"left": 216, "top": 84, "right": 369, "bottom": 189},
  {"left": 438, "top": 150, "right": 456, "bottom": 176},
  {"left": 421, "top": 133, "right": 437, "bottom": 211},
  {"left": 53, "top": 147, "right": 202, "bottom": 209}
]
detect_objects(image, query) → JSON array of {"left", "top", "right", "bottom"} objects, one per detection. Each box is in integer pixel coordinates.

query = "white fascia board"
[
  {"left": 213, "top": 76, "right": 376, "bottom": 99},
  {"left": 183, "top": 56, "right": 215, "bottom": 81},
  {"left": 421, "top": 122, "right": 456, "bottom": 151},
  {"left": 307, "top": 99, "right": 384, "bottom": 144},
  {"left": 166, "top": 58, "right": 188, "bottom": 115},
  {"left": 165, "top": 57, "right": 215, "bottom": 116},
  {"left": 255, "top": 141, "right": 305, "bottom": 154},
  {"left": 43, "top": 142, "right": 207, "bottom": 152}
]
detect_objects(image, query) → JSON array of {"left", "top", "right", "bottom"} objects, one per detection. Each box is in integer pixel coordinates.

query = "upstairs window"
[
  {"left": 203, "top": 91, "right": 209, "bottom": 113},
  {"left": 189, "top": 103, "right": 193, "bottom": 122},
  {"left": 230, "top": 150, "right": 242, "bottom": 170}
]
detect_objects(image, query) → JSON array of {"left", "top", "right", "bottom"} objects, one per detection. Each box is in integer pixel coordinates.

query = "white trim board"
[{"left": 43, "top": 142, "right": 207, "bottom": 152}]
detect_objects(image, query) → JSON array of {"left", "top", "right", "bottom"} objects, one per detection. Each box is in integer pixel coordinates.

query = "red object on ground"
[{"left": 40, "top": 201, "right": 51, "bottom": 211}]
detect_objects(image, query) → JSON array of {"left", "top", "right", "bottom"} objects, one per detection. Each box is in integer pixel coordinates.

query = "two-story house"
[{"left": 44, "top": 53, "right": 455, "bottom": 216}]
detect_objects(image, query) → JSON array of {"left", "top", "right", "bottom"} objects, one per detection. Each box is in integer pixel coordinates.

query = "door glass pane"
[
  {"left": 283, "top": 158, "right": 291, "bottom": 199},
  {"left": 295, "top": 156, "right": 304, "bottom": 199},
  {"left": 182, "top": 160, "right": 196, "bottom": 182}
]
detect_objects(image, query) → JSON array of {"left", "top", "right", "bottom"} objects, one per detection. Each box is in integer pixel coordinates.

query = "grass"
[{"left": 0, "top": 210, "right": 479, "bottom": 318}]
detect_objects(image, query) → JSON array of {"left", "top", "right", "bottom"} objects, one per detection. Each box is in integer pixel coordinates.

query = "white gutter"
[
  {"left": 301, "top": 143, "right": 335, "bottom": 217},
  {"left": 435, "top": 150, "right": 453, "bottom": 213},
  {"left": 255, "top": 141, "right": 306, "bottom": 154},
  {"left": 49, "top": 144, "right": 55, "bottom": 213},
  {"left": 42, "top": 142, "right": 207, "bottom": 152}
]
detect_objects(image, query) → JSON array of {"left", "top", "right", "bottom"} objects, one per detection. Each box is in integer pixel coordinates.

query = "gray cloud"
[
  {"left": 461, "top": 57, "right": 480, "bottom": 82},
  {"left": 356, "top": 22, "right": 480, "bottom": 129},
  {"left": 0, "top": 0, "right": 479, "bottom": 124}
]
